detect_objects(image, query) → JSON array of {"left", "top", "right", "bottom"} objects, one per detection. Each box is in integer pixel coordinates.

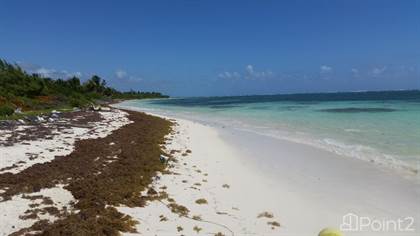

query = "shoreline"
[
  {"left": 217, "top": 125, "right": 420, "bottom": 235},
  {"left": 1, "top": 104, "right": 418, "bottom": 235},
  {"left": 118, "top": 99, "right": 420, "bottom": 179},
  {"left": 118, "top": 114, "right": 284, "bottom": 235},
  {"left": 115, "top": 105, "right": 420, "bottom": 236}
]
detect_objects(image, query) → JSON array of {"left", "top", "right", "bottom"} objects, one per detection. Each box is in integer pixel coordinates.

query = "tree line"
[{"left": 0, "top": 59, "right": 168, "bottom": 116}]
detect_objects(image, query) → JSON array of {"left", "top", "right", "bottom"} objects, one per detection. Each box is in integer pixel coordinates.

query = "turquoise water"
[{"left": 119, "top": 91, "right": 420, "bottom": 175}]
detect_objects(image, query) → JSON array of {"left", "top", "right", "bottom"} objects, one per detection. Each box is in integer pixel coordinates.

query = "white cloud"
[
  {"left": 320, "top": 65, "right": 333, "bottom": 73},
  {"left": 115, "top": 70, "right": 128, "bottom": 79},
  {"left": 31, "top": 67, "right": 82, "bottom": 78},
  {"left": 245, "top": 64, "right": 273, "bottom": 79},
  {"left": 34, "top": 67, "right": 55, "bottom": 77},
  {"left": 219, "top": 65, "right": 273, "bottom": 80},
  {"left": 115, "top": 69, "right": 143, "bottom": 82},
  {"left": 351, "top": 68, "right": 359, "bottom": 77},
  {"left": 60, "top": 70, "right": 82, "bottom": 78},
  {"left": 17, "top": 62, "right": 83, "bottom": 79},
  {"left": 128, "top": 76, "right": 143, "bottom": 82},
  {"left": 245, "top": 65, "right": 254, "bottom": 75},
  {"left": 218, "top": 71, "right": 240, "bottom": 79},
  {"left": 371, "top": 66, "right": 387, "bottom": 76}
]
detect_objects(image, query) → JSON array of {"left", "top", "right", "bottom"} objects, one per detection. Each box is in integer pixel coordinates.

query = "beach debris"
[
  {"left": 192, "top": 215, "right": 202, "bottom": 220},
  {"left": 267, "top": 221, "right": 280, "bottom": 229},
  {"left": 195, "top": 198, "right": 208, "bottom": 204},
  {"left": 222, "top": 184, "right": 230, "bottom": 189},
  {"left": 318, "top": 228, "right": 343, "bottom": 236},
  {"left": 214, "top": 233, "right": 226, "bottom": 236},
  {"left": 37, "top": 116, "right": 45, "bottom": 122},
  {"left": 193, "top": 225, "right": 202, "bottom": 233},
  {"left": 257, "top": 212, "right": 280, "bottom": 230},
  {"left": 0, "top": 120, "right": 13, "bottom": 127},
  {"left": 88, "top": 103, "right": 102, "bottom": 111},
  {"left": 14, "top": 107, "right": 23, "bottom": 114},
  {"left": 147, "top": 188, "right": 158, "bottom": 195},
  {"left": 168, "top": 203, "right": 189, "bottom": 216},
  {"left": 159, "top": 215, "right": 168, "bottom": 221},
  {"left": 160, "top": 154, "right": 168, "bottom": 163},
  {"left": 25, "top": 115, "right": 41, "bottom": 123},
  {"left": 257, "top": 211, "right": 274, "bottom": 218},
  {"left": 177, "top": 226, "right": 183, "bottom": 232},
  {"left": 51, "top": 113, "right": 60, "bottom": 119},
  {"left": 0, "top": 109, "right": 163, "bottom": 235}
]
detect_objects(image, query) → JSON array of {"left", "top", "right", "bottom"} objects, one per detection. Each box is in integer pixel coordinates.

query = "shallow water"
[{"left": 119, "top": 90, "right": 420, "bottom": 175}]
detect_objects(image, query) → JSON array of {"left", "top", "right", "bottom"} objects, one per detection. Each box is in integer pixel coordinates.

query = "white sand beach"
[
  {"left": 0, "top": 109, "right": 131, "bottom": 235},
  {"left": 116, "top": 108, "right": 420, "bottom": 236},
  {"left": 0, "top": 185, "right": 75, "bottom": 235},
  {"left": 1, "top": 105, "right": 418, "bottom": 235},
  {"left": 3, "top": 1, "right": 420, "bottom": 235},
  {"left": 0, "top": 109, "right": 131, "bottom": 175}
]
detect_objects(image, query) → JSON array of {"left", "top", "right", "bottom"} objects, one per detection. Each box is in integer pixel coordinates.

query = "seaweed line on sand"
[
  {"left": 156, "top": 199, "right": 235, "bottom": 236},
  {"left": 0, "top": 109, "right": 173, "bottom": 235}
]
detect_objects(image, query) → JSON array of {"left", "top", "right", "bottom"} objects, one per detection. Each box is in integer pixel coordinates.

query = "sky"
[{"left": 1, "top": 0, "right": 419, "bottom": 96}]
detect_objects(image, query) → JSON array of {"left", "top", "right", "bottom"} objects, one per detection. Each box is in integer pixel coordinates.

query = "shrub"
[
  {"left": 70, "top": 98, "right": 83, "bottom": 108},
  {"left": 0, "top": 104, "right": 15, "bottom": 116}
]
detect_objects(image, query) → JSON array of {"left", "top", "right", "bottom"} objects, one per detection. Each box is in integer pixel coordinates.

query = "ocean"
[{"left": 118, "top": 90, "right": 420, "bottom": 176}]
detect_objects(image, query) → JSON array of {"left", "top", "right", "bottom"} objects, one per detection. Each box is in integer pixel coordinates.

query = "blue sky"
[{"left": 1, "top": 0, "right": 419, "bottom": 96}]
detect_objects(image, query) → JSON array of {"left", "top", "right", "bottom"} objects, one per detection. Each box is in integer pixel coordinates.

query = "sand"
[
  {"left": 115, "top": 106, "right": 419, "bottom": 236},
  {"left": 118, "top": 117, "right": 284, "bottom": 235},
  {"left": 0, "top": 185, "right": 76, "bottom": 235},
  {"left": 0, "top": 109, "right": 132, "bottom": 234},
  {"left": 2, "top": 104, "right": 418, "bottom": 235},
  {"left": 0, "top": 109, "right": 131, "bottom": 174}
]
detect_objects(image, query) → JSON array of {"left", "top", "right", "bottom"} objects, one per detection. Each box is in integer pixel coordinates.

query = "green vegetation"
[
  {"left": 0, "top": 59, "right": 168, "bottom": 118},
  {"left": 0, "top": 103, "right": 14, "bottom": 116}
]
